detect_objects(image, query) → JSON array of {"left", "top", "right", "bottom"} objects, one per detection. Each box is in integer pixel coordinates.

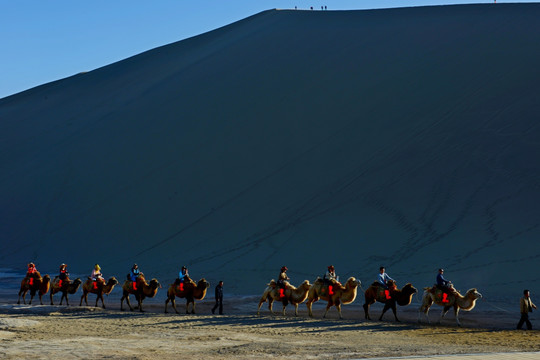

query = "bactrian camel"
[
  {"left": 257, "top": 280, "right": 311, "bottom": 316},
  {"left": 80, "top": 277, "right": 118, "bottom": 308},
  {"left": 306, "top": 277, "right": 361, "bottom": 319},
  {"left": 165, "top": 278, "right": 210, "bottom": 314},
  {"left": 363, "top": 280, "right": 417, "bottom": 321},
  {"left": 418, "top": 287, "right": 482, "bottom": 326},
  {"left": 18, "top": 272, "right": 51, "bottom": 305},
  {"left": 50, "top": 277, "right": 82, "bottom": 306},
  {"left": 121, "top": 274, "right": 161, "bottom": 312}
]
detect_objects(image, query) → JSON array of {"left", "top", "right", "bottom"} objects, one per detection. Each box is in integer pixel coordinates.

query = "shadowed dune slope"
[{"left": 1, "top": 4, "right": 540, "bottom": 296}]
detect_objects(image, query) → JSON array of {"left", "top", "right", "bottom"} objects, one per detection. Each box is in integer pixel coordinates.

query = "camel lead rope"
[{"left": 481, "top": 297, "right": 512, "bottom": 313}]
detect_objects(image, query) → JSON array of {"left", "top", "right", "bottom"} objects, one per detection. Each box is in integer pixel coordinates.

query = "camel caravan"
[
  {"left": 18, "top": 263, "right": 483, "bottom": 326},
  {"left": 257, "top": 266, "right": 482, "bottom": 326}
]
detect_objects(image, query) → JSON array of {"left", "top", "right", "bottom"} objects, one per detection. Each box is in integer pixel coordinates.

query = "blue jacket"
[{"left": 437, "top": 273, "right": 449, "bottom": 286}]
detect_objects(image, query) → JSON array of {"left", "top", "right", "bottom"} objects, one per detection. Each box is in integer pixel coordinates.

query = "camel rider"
[
  {"left": 176, "top": 266, "right": 189, "bottom": 291},
  {"left": 130, "top": 264, "right": 140, "bottom": 290},
  {"left": 179, "top": 266, "right": 189, "bottom": 282},
  {"left": 378, "top": 266, "right": 394, "bottom": 300},
  {"left": 324, "top": 265, "right": 338, "bottom": 283},
  {"left": 91, "top": 264, "right": 104, "bottom": 286},
  {"left": 277, "top": 266, "right": 289, "bottom": 288},
  {"left": 277, "top": 266, "right": 289, "bottom": 298},
  {"left": 324, "top": 265, "right": 338, "bottom": 295},
  {"left": 26, "top": 263, "right": 38, "bottom": 286},
  {"left": 436, "top": 268, "right": 452, "bottom": 289},
  {"left": 436, "top": 268, "right": 454, "bottom": 302},
  {"left": 58, "top": 263, "right": 69, "bottom": 287}
]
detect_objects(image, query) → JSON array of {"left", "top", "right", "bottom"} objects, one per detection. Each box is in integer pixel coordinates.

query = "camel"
[
  {"left": 165, "top": 278, "right": 209, "bottom": 314},
  {"left": 257, "top": 280, "right": 311, "bottom": 316},
  {"left": 306, "top": 277, "right": 361, "bottom": 319},
  {"left": 120, "top": 274, "right": 161, "bottom": 312},
  {"left": 418, "top": 287, "right": 482, "bottom": 326},
  {"left": 50, "top": 277, "right": 82, "bottom": 306},
  {"left": 17, "top": 273, "right": 51, "bottom": 305},
  {"left": 80, "top": 277, "right": 118, "bottom": 308},
  {"left": 363, "top": 280, "right": 417, "bottom": 321}
]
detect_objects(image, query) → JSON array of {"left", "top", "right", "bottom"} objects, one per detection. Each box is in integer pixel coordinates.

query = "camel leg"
[
  {"left": 380, "top": 301, "right": 399, "bottom": 322},
  {"left": 364, "top": 299, "right": 375, "bottom": 320},
  {"left": 171, "top": 297, "right": 179, "bottom": 314},
  {"left": 418, "top": 296, "right": 433, "bottom": 323},
  {"left": 165, "top": 296, "right": 173, "bottom": 314},
  {"left": 336, "top": 301, "right": 343, "bottom": 320},
  {"left": 136, "top": 294, "right": 144, "bottom": 312},
  {"left": 122, "top": 292, "right": 134, "bottom": 311},
  {"left": 323, "top": 298, "right": 335, "bottom": 319},
  {"left": 439, "top": 306, "right": 451, "bottom": 323},
  {"left": 294, "top": 303, "right": 299, "bottom": 317},
  {"left": 98, "top": 294, "right": 106, "bottom": 309},
  {"left": 454, "top": 306, "right": 461, "bottom": 327},
  {"left": 80, "top": 292, "right": 89, "bottom": 306},
  {"left": 50, "top": 291, "right": 55, "bottom": 306},
  {"left": 17, "top": 289, "right": 25, "bottom": 305},
  {"left": 306, "top": 299, "right": 316, "bottom": 317},
  {"left": 60, "top": 293, "right": 65, "bottom": 305},
  {"left": 39, "top": 292, "right": 45, "bottom": 305},
  {"left": 64, "top": 293, "right": 70, "bottom": 306},
  {"left": 282, "top": 302, "right": 287, "bottom": 316},
  {"left": 257, "top": 299, "right": 265, "bottom": 316},
  {"left": 268, "top": 298, "right": 274, "bottom": 315},
  {"left": 29, "top": 290, "right": 36, "bottom": 305}
]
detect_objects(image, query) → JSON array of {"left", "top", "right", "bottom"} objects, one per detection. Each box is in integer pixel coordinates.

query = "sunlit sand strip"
[{"left": 362, "top": 352, "right": 540, "bottom": 360}]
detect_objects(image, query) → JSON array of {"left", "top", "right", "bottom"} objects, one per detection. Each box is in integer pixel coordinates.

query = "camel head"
[
  {"left": 466, "top": 288, "right": 482, "bottom": 300},
  {"left": 149, "top": 279, "right": 161, "bottom": 289},
  {"left": 73, "top": 278, "right": 82, "bottom": 286},
  {"left": 403, "top": 283, "right": 417, "bottom": 295},
  {"left": 345, "top": 277, "right": 361, "bottom": 288},
  {"left": 108, "top": 277, "right": 119, "bottom": 286},
  {"left": 43, "top": 275, "right": 51, "bottom": 284},
  {"left": 301, "top": 280, "right": 311, "bottom": 288},
  {"left": 197, "top": 278, "right": 210, "bottom": 289}
]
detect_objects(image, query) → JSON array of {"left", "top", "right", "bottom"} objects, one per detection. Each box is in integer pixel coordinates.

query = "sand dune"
[{"left": 1, "top": 4, "right": 540, "bottom": 297}]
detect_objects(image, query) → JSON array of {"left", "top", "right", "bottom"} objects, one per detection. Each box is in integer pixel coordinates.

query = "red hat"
[{"left": 281, "top": 266, "right": 288, "bottom": 272}]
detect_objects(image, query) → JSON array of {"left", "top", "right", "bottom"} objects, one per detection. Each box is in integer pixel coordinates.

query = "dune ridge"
[{"left": 1, "top": 4, "right": 540, "bottom": 296}]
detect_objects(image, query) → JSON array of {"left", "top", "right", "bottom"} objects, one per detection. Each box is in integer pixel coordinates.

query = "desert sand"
[
  {"left": 1, "top": 296, "right": 539, "bottom": 359},
  {"left": 1, "top": 4, "right": 540, "bottom": 298}
]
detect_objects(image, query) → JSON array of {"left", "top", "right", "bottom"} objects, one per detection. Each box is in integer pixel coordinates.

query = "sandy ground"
[{"left": 1, "top": 293, "right": 539, "bottom": 360}]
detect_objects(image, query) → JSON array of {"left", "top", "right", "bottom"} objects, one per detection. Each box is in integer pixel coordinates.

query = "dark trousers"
[
  {"left": 517, "top": 313, "right": 532, "bottom": 330},
  {"left": 212, "top": 300, "right": 223, "bottom": 314}
]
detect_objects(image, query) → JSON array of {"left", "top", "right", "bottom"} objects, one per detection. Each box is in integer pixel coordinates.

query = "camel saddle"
[
  {"left": 53, "top": 276, "right": 71, "bottom": 288},
  {"left": 24, "top": 273, "right": 42, "bottom": 286},
  {"left": 371, "top": 282, "right": 396, "bottom": 302},
  {"left": 430, "top": 286, "right": 455, "bottom": 304}
]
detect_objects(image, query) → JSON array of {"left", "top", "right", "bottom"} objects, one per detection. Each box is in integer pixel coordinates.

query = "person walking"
[
  {"left": 212, "top": 281, "right": 224, "bottom": 315},
  {"left": 517, "top": 289, "right": 537, "bottom": 330}
]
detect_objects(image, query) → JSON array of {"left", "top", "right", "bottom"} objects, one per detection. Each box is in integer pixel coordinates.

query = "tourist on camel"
[
  {"left": 277, "top": 266, "right": 289, "bottom": 298},
  {"left": 324, "top": 265, "right": 339, "bottom": 295},
  {"left": 58, "top": 263, "right": 69, "bottom": 286},
  {"left": 277, "top": 266, "right": 289, "bottom": 289},
  {"left": 91, "top": 264, "right": 104, "bottom": 282},
  {"left": 26, "top": 263, "right": 37, "bottom": 277},
  {"left": 324, "top": 265, "right": 338, "bottom": 283},
  {"left": 130, "top": 263, "right": 140, "bottom": 290},
  {"left": 25, "top": 262, "right": 39, "bottom": 285},
  {"left": 179, "top": 266, "right": 189, "bottom": 283},
  {"left": 378, "top": 266, "right": 394, "bottom": 300},
  {"left": 436, "top": 268, "right": 453, "bottom": 291}
]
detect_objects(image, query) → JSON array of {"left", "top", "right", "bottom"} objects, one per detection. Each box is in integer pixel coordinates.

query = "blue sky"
[{"left": 0, "top": 0, "right": 533, "bottom": 98}]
